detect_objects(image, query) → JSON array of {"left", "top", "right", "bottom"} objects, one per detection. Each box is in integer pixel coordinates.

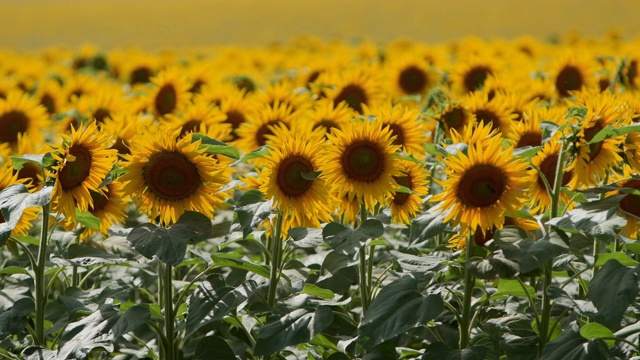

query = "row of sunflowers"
[{"left": 0, "top": 33, "right": 639, "bottom": 359}]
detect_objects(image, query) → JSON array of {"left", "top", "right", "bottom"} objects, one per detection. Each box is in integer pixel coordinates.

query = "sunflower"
[
  {"left": 119, "top": 129, "right": 228, "bottom": 225},
  {"left": 65, "top": 181, "right": 130, "bottom": 239},
  {"left": 431, "top": 126, "right": 530, "bottom": 234},
  {"left": 614, "top": 176, "right": 640, "bottom": 238},
  {"left": 623, "top": 131, "right": 640, "bottom": 172},
  {"left": 437, "top": 101, "right": 473, "bottom": 139},
  {"left": 550, "top": 53, "right": 598, "bottom": 99},
  {"left": 33, "top": 78, "right": 64, "bottom": 115},
  {"left": 302, "top": 98, "right": 354, "bottom": 138},
  {"left": 450, "top": 57, "right": 498, "bottom": 95},
  {"left": 74, "top": 86, "right": 126, "bottom": 125},
  {"left": 0, "top": 165, "right": 38, "bottom": 236},
  {"left": 147, "top": 68, "right": 191, "bottom": 118},
  {"left": 259, "top": 126, "right": 335, "bottom": 231},
  {"left": 463, "top": 91, "right": 514, "bottom": 137},
  {"left": 566, "top": 92, "right": 630, "bottom": 189},
  {"left": 321, "top": 117, "right": 402, "bottom": 212},
  {"left": 162, "top": 98, "right": 230, "bottom": 140},
  {"left": 198, "top": 84, "right": 259, "bottom": 141},
  {"left": 526, "top": 138, "right": 573, "bottom": 214},
  {"left": 508, "top": 106, "right": 565, "bottom": 149},
  {"left": 50, "top": 122, "right": 118, "bottom": 220},
  {"left": 321, "top": 65, "right": 384, "bottom": 114},
  {"left": 10, "top": 133, "right": 49, "bottom": 190},
  {"left": 384, "top": 54, "right": 436, "bottom": 98},
  {"left": 235, "top": 102, "right": 301, "bottom": 153},
  {"left": 101, "top": 113, "right": 152, "bottom": 160},
  {"left": 253, "top": 80, "right": 313, "bottom": 114},
  {"left": 62, "top": 73, "right": 100, "bottom": 102},
  {"left": 0, "top": 90, "right": 49, "bottom": 151},
  {"left": 361, "top": 102, "right": 426, "bottom": 156},
  {"left": 387, "top": 160, "right": 429, "bottom": 224},
  {"left": 473, "top": 216, "right": 540, "bottom": 247}
]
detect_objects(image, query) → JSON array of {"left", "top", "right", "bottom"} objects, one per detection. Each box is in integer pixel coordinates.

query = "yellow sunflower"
[
  {"left": 50, "top": 122, "right": 118, "bottom": 220},
  {"left": 566, "top": 92, "right": 630, "bottom": 189},
  {"left": 321, "top": 117, "right": 402, "bottom": 212},
  {"left": 235, "top": 102, "right": 302, "bottom": 153},
  {"left": 101, "top": 113, "right": 152, "bottom": 160},
  {"left": 302, "top": 98, "right": 354, "bottom": 138},
  {"left": 259, "top": 126, "right": 335, "bottom": 231},
  {"left": 614, "top": 176, "right": 640, "bottom": 238},
  {"left": 383, "top": 54, "right": 437, "bottom": 98},
  {"left": 147, "top": 68, "right": 191, "bottom": 118},
  {"left": 33, "top": 78, "right": 64, "bottom": 116},
  {"left": 119, "top": 130, "right": 228, "bottom": 225},
  {"left": 162, "top": 98, "right": 230, "bottom": 140},
  {"left": 623, "top": 131, "right": 640, "bottom": 172},
  {"left": 361, "top": 102, "right": 426, "bottom": 156},
  {"left": 0, "top": 165, "right": 38, "bottom": 236},
  {"left": 74, "top": 86, "right": 126, "bottom": 125},
  {"left": 253, "top": 80, "right": 313, "bottom": 114},
  {"left": 550, "top": 53, "right": 598, "bottom": 99},
  {"left": 65, "top": 181, "right": 130, "bottom": 239},
  {"left": 527, "top": 138, "right": 573, "bottom": 214},
  {"left": 431, "top": 126, "right": 530, "bottom": 235},
  {"left": 437, "top": 101, "right": 474, "bottom": 139},
  {"left": 508, "top": 106, "right": 566, "bottom": 149},
  {"left": 387, "top": 160, "right": 429, "bottom": 225},
  {"left": 10, "top": 133, "right": 48, "bottom": 190},
  {"left": 450, "top": 57, "right": 498, "bottom": 95},
  {"left": 321, "top": 65, "right": 384, "bottom": 114},
  {"left": 0, "top": 90, "right": 49, "bottom": 151},
  {"left": 463, "top": 92, "right": 515, "bottom": 138}
]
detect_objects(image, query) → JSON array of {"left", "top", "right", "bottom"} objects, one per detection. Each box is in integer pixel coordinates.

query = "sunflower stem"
[
  {"left": 35, "top": 203, "right": 50, "bottom": 347},
  {"left": 459, "top": 232, "right": 474, "bottom": 350},
  {"left": 267, "top": 213, "right": 284, "bottom": 309},
  {"left": 72, "top": 234, "right": 80, "bottom": 288},
  {"left": 358, "top": 203, "right": 371, "bottom": 314},
  {"left": 161, "top": 262, "right": 176, "bottom": 360}
]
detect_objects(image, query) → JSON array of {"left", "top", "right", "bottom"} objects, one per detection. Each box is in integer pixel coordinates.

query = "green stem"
[
  {"left": 162, "top": 262, "right": 175, "bottom": 360},
  {"left": 9, "top": 237, "right": 37, "bottom": 272},
  {"left": 72, "top": 234, "right": 81, "bottom": 288},
  {"left": 35, "top": 203, "right": 50, "bottom": 346},
  {"left": 358, "top": 203, "right": 370, "bottom": 314},
  {"left": 267, "top": 213, "right": 284, "bottom": 309},
  {"left": 459, "top": 232, "right": 474, "bottom": 350}
]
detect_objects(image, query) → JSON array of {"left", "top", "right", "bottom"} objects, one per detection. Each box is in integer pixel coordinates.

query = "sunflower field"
[{"left": 2, "top": 11, "right": 640, "bottom": 359}]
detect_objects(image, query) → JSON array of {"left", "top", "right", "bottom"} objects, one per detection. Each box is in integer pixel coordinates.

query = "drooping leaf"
[
  {"left": 211, "top": 254, "right": 270, "bottom": 278},
  {"left": 594, "top": 252, "right": 638, "bottom": 267},
  {"left": 0, "top": 184, "right": 52, "bottom": 245},
  {"left": 253, "top": 306, "right": 334, "bottom": 355},
  {"left": 494, "top": 228, "right": 568, "bottom": 274},
  {"left": 580, "top": 322, "right": 615, "bottom": 347},
  {"left": 192, "top": 133, "right": 241, "bottom": 160},
  {"left": 185, "top": 275, "right": 258, "bottom": 338},
  {"left": 390, "top": 250, "right": 444, "bottom": 273},
  {"left": 22, "top": 346, "right": 57, "bottom": 360},
  {"left": 64, "top": 244, "right": 127, "bottom": 266},
  {"left": 358, "top": 275, "right": 444, "bottom": 351},
  {"left": 193, "top": 336, "right": 236, "bottom": 360},
  {"left": 0, "top": 298, "right": 35, "bottom": 339},
  {"left": 588, "top": 123, "right": 640, "bottom": 144},
  {"left": 540, "top": 323, "right": 609, "bottom": 360},
  {"left": 74, "top": 209, "right": 101, "bottom": 230},
  {"left": 548, "top": 195, "right": 623, "bottom": 232},
  {"left": 288, "top": 227, "right": 324, "bottom": 248},
  {"left": 422, "top": 342, "right": 485, "bottom": 359},
  {"left": 495, "top": 279, "right": 537, "bottom": 299},
  {"left": 468, "top": 251, "right": 520, "bottom": 279},
  {"left": 301, "top": 284, "right": 335, "bottom": 300},
  {"left": 9, "top": 154, "right": 46, "bottom": 171},
  {"left": 234, "top": 189, "right": 272, "bottom": 239},
  {"left": 323, "top": 219, "right": 383, "bottom": 257},
  {"left": 588, "top": 259, "right": 640, "bottom": 330},
  {"left": 409, "top": 208, "right": 447, "bottom": 246}
]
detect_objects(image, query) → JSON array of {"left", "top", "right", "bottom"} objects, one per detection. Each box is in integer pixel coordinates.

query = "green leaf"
[
  {"left": 65, "top": 244, "right": 127, "bottom": 266},
  {"left": 287, "top": 227, "right": 324, "bottom": 248},
  {"left": 254, "top": 306, "right": 334, "bottom": 355},
  {"left": 0, "top": 266, "right": 31, "bottom": 277},
  {"left": 193, "top": 336, "right": 236, "bottom": 360},
  {"left": 588, "top": 259, "right": 640, "bottom": 330},
  {"left": 127, "top": 211, "right": 212, "bottom": 266},
  {"left": 110, "top": 305, "right": 150, "bottom": 338},
  {"left": 580, "top": 322, "right": 615, "bottom": 347},
  {"left": 10, "top": 154, "right": 45, "bottom": 171},
  {"left": 588, "top": 123, "right": 640, "bottom": 144},
  {"left": 323, "top": 219, "right": 383, "bottom": 257},
  {"left": 0, "top": 184, "right": 52, "bottom": 245},
  {"left": 422, "top": 342, "right": 486, "bottom": 360},
  {"left": 566, "top": 106, "right": 588, "bottom": 119},
  {"left": 301, "top": 284, "right": 335, "bottom": 300},
  {"left": 75, "top": 209, "right": 101, "bottom": 230},
  {"left": 494, "top": 228, "right": 568, "bottom": 274},
  {"left": 541, "top": 323, "right": 609, "bottom": 360},
  {"left": 595, "top": 252, "right": 638, "bottom": 267},
  {"left": 495, "top": 279, "right": 537, "bottom": 299},
  {"left": 513, "top": 146, "right": 541, "bottom": 158},
  {"left": 390, "top": 250, "right": 444, "bottom": 273},
  {"left": 22, "top": 346, "right": 56, "bottom": 360},
  {"left": 0, "top": 298, "right": 35, "bottom": 339},
  {"left": 358, "top": 275, "right": 445, "bottom": 351},
  {"left": 409, "top": 208, "right": 447, "bottom": 246},
  {"left": 185, "top": 275, "right": 258, "bottom": 338},
  {"left": 468, "top": 252, "right": 520, "bottom": 279},
  {"left": 548, "top": 195, "right": 623, "bottom": 232},
  {"left": 211, "top": 254, "right": 270, "bottom": 278},
  {"left": 300, "top": 171, "right": 321, "bottom": 180},
  {"left": 234, "top": 189, "right": 272, "bottom": 239},
  {"left": 240, "top": 145, "right": 269, "bottom": 163},
  {"left": 192, "top": 133, "right": 241, "bottom": 160}
]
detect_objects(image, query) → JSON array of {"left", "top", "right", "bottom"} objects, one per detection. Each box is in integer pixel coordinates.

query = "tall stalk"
[
  {"left": 34, "top": 203, "right": 50, "bottom": 346},
  {"left": 358, "top": 203, "right": 371, "bottom": 313},
  {"left": 267, "top": 213, "right": 284, "bottom": 308},
  {"left": 162, "top": 262, "right": 175, "bottom": 360},
  {"left": 459, "top": 232, "right": 474, "bottom": 349}
]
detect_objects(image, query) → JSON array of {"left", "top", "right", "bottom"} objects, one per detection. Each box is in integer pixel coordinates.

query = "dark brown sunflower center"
[
  {"left": 276, "top": 155, "right": 314, "bottom": 198},
  {"left": 93, "top": 108, "right": 111, "bottom": 124},
  {"left": 307, "top": 71, "right": 321, "bottom": 86},
  {"left": 474, "top": 109, "right": 500, "bottom": 131},
  {"left": 442, "top": 106, "right": 466, "bottom": 132},
  {"left": 342, "top": 140, "right": 385, "bottom": 183},
  {"left": 457, "top": 164, "right": 507, "bottom": 208},
  {"left": 179, "top": 120, "right": 202, "bottom": 138},
  {"left": 556, "top": 65, "right": 583, "bottom": 97},
  {"left": 0, "top": 91, "right": 6, "bottom": 99},
  {"left": 189, "top": 80, "right": 205, "bottom": 94},
  {"left": 392, "top": 175, "right": 412, "bottom": 205},
  {"left": 313, "top": 119, "right": 339, "bottom": 133},
  {"left": 512, "top": 110, "right": 524, "bottom": 122},
  {"left": 599, "top": 78, "right": 611, "bottom": 92},
  {"left": 58, "top": 144, "right": 93, "bottom": 191},
  {"left": 583, "top": 120, "right": 605, "bottom": 161},
  {"left": 155, "top": 84, "right": 177, "bottom": 116},
  {"left": 385, "top": 123, "right": 405, "bottom": 146},
  {"left": 41, "top": 94, "right": 56, "bottom": 114},
  {"left": 255, "top": 120, "right": 286, "bottom": 147},
  {"left": 130, "top": 67, "right": 153, "bottom": 85},
  {"left": 619, "top": 180, "right": 640, "bottom": 218},
  {"left": 463, "top": 66, "right": 492, "bottom": 93},
  {"left": 536, "top": 153, "right": 571, "bottom": 189},
  {"left": 516, "top": 131, "right": 542, "bottom": 148},
  {"left": 398, "top": 66, "right": 428, "bottom": 94},
  {"left": 0, "top": 110, "right": 29, "bottom": 144},
  {"left": 143, "top": 151, "right": 200, "bottom": 201},
  {"left": 334, "top": 84, "right": 367, "bottom": 114},
  {"left": 225, "top": 110, "right": 246, "bottom": 141},
  {"left": 17, "top": 162, "right": 42, "bottom": 188},
  {"left": 111, "top": 138, "right": 130, "bottom": 156},
  {"left": 627, "top": 60, "right": 638, "bottom": 88},
  {"left": 89, "top": 186, "right": 110, "bottom": 213}
]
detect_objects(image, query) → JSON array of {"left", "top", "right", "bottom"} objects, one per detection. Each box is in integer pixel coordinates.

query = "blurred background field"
[{"left": 0, "top": 0, "right": 639, "bottom": 50}]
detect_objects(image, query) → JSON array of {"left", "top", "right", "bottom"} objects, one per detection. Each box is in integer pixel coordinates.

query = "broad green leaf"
[
  {"left": 358, "top": 275, "right": 444, "bottom": 351},
  {"left": 588, "top": 259, "right": 640, "bottom": 330},
  {"left": 495, "top": 279, "right": 537, "bottom": 299},
  {"left": 288, "top": 227, "right": 324, "bottom": 248},
  {"left": 468, "top": 252, "right": 519, "bottom": 279},
  {"left": 57, "top": 302, "right": 119, "bottom": 358},
  {"left": 185, "top": 275, "right": 258, "bottom": 338},
  {"left": 234, "top": 189, "right": 272, "bottom": 239},
  {"left": 0, "top": 298, "right": 35, "bottom": 339},
  {"left": 65, "top": 244, "right": 126, "bottom": 266},
  {"left": 390, "top": 250, "right": 444, "bottom": 272},
  {"left": 193, "top": 336, "right": 236, "bottom": 360},
  {"left": 548, "top": 195, "right": 623, "bottom": 232},
  {"left": 211, "top": 254, "right": 270, "bottom": 278},
  {"left": 422, "top": 342, "right": 486, "bottom": 359},
  {"left": 9, "top": 154, "right": 46, "bottom": 171},
  {"left": 192, "top": 133, "right": 241, "bottom": 160},
  {"left": 595, "top": 252, "right": 638, "bottom": 267},
  {"left": 254, "top": 306, "right": 334, "bottom": 355},
  {"left": 240, "top": 145, "right": 269, "bottom": 163},
  {"left": 0, "top": 266, "right": 31, "bottom": 277},
  {"left": 408, "top": 208, "right": 447, "bottom": 246},
  {"left": 588, "top": 123, "right": 640, "bottom": 144},
  {"left": 74, "top": 209, "right": 101, "bottom": 230},
  {"left": 301, "top": 284, "right": 335, "bottom": 300},
  {"left": 323, "top": 219, "right": 383, "bottom": 257},
  {"left": 0, "top": 184, "right": 52, "bottom": 245},
  {"left": 513, "top": 145, "right": 541, "bottom": 158},
  {"left": 541, "top": 323, "right": 608, "bottom": 360},
  {"left": 127, "top": 211, "right": 212, "bottom": 266},
  {"left": 580, "top": 322, "right": 615, "bottom": 347},
  {"left": 494, "top": 228, "right": 568, "bottom": 274},
  {"left": 531, "top": 317, "right": 562, "bottom": 342},
  {"left": 22, "top": 346, "right": 56, "bottom": 360},
  {"left": 110, "top": 305, "right": 150, "bottom": 338},
  {"left": 300, "top": 171, "right": 321, "bottom": 180}
]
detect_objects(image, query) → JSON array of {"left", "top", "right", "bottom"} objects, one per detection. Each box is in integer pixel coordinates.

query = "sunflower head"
[{"left": 387, "top": 160, "right": 429, "bottom": 224}]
